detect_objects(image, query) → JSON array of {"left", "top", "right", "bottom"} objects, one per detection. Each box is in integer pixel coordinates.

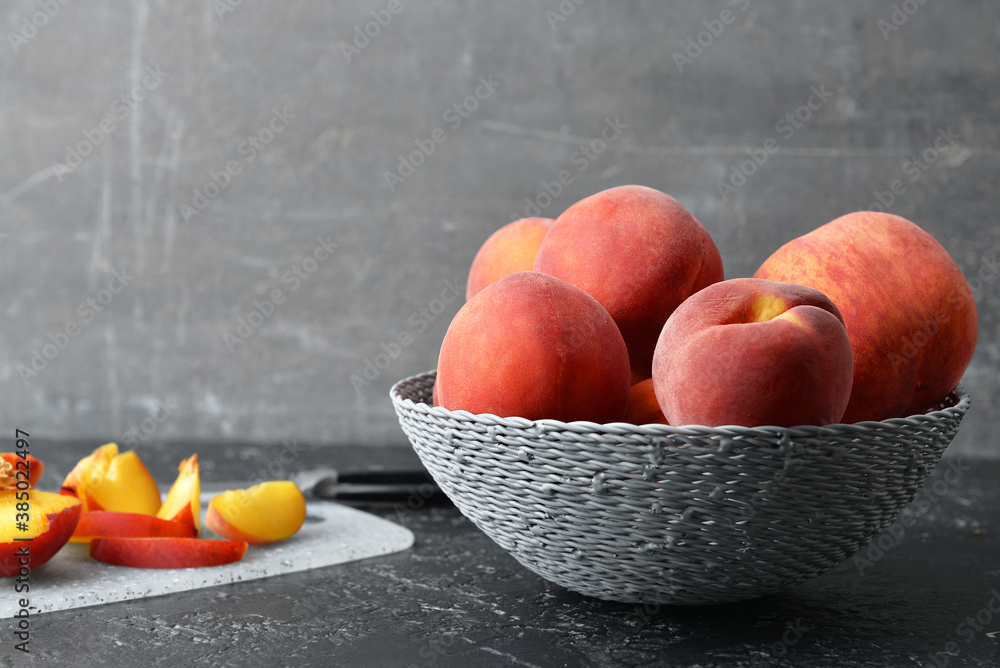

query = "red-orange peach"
[
  {"left": 621, "top": 379, "right": 669, "bottom": 425},
  {"left": 652, "top": 278, "right": 854, "bottom": 427},
  {"left": 755, "top": 211, "right": 977, "bottom": 422},
  {"left": 437, "top": 271, "right": 631, "bottom": 423},
  {"left": 534, "top": 185, "right": 724, "bottom": 377},
  {"left": 467, "top": 217, "right": 554, "bottom": 300}
]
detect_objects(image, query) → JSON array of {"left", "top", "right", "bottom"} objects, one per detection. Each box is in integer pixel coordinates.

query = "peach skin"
[
  {"left": 71, "top": 511, "right": 197, "bottom": 543},
  {"left": 755, "top": 211, "right": 977, "bottom": 422},
  {"left": 652, "top": 278, "right": 854, "bottom": 428},
  {"left": 437, "top": 271, "right": 631, "bottom": 423},
  {"left": 534, "top": 185, "right": 723, "bottom": 378},
  {"left": 621, "top": 379, "right": 669, "bottom": 425},
  {"left": 89, "top": 537, "right": 248, "bottom": 569},
  {"left": 467, "top": 217, "right": 554, "bottom": 300}
]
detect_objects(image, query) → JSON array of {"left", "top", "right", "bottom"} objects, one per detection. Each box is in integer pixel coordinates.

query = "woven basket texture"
[{"left": 391, "top": 370, "right": 970, "bottom": 605}]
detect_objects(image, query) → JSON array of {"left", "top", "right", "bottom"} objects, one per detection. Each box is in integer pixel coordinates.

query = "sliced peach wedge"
[
  {"left": 60, "top": 443, "right": 161, "bottom": 515},
  {"left": 156, "top": 454, "right": 200, "bottom": 534},
  {"left": 0, "top": 460, "right": 81, "bottom": 576},
  {"left": 71, "top": 511, "right": 196, "bottom": 543},
  {"left": 206, "top": 481, "right": 306, "bottom": 545},
  {"left": 89, "top": 537, "right": 247, "bottom": 569}
]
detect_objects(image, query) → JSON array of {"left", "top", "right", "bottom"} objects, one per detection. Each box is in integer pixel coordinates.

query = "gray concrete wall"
[{"left": 1, "top": 0, "right": 997, "bottom": 457}]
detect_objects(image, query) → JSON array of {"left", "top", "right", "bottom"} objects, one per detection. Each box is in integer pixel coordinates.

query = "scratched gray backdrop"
[{"left": 1, "top": 1, "right": 997, "bottom": 457}]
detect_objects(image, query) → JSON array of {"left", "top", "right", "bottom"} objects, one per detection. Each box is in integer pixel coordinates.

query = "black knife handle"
[{"left": 335, "top": 469, "right": 436, "bottom": 486}]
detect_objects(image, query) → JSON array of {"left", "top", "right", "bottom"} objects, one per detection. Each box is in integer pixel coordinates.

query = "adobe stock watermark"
[
  {"left": 510, "top": 116, "right": 629, "bottom": 222},
  {"left": 884, "top": 251, "right": 995, "bottom": 372},
  {"left": 52, "top": 64, "right": 169, "bottom": 182},
  {"left": 213, "top": 0, "right": 244, "bottom": 21},
  {"left": 17, "top": 265, "right": 135, "bottom": 384},
  {"left": 340, "top": 0, "right": 404, "bottom": 63},
  {"left": 7, "top": 0, "right": 73, "bottom": 54},
  {"left": 865, "top": 126, "right": 964, "bottom": 212},
  {"left": 853, "top": 459, "right": 971, "bottom": 576},
  {"left": 382, "top": 75, "right": 501, "bottom": 192},
  {"left": 119, "top": 398, "right": 180, "bottom": 448},
  {"left": 350, "top": 276, "right": 465, "bottom": 394},
  {"left": 673, "top": 0, "right": 751, "bottom": 73},
  {"left": 245, "top": 439, "right": 307, "bottom": 489},
  {"left": 545, "top": 0, "right": 589, "bottom": 31},
  {"left": 717, "top": 83, "right": 834, "bottom": 201},
  {"left": 222, "top": 235, "right": 338, "bottom": 352},
  {"left": 878, "top": 0, "right": 930, "bottom": 41},
  {"left": 179, "top": 103, "right": 298, "bottom": 221},
  {"left": 769, "top": 619, "right": 810, "bottom": 660},
  {"left": 926, "top": 589, "right": 1000, "bottom": 667},
  {"left": 735, "top": 447, "right": 814, "bottom": 524}
]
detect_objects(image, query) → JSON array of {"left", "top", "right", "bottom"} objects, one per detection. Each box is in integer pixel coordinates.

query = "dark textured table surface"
[{"left": 3, "top": 441, "right": 998, "bottom": 667}]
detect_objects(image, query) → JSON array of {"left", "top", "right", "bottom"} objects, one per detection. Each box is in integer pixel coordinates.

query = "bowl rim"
[{"left": 390, "top": 370, "right": 971, "bottom": 438}]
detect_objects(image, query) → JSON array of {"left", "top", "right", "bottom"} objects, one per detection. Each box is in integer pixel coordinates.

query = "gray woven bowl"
[{"left": 391, "top": 370, "right": 970, "bottom": 605}]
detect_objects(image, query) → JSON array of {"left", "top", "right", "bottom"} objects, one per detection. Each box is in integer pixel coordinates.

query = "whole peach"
[
  {"left": 437, "top": 271, "right": 631, "bottom": 423},
  {"left": 755, "top": 211, "right": 977, "bottom": 422},
  {"left": 466, "top": 218, "right": 554, "bottom": 300},
  {"left": 621, "top": 379, "right": 669, "bottom": 425},
  {"left": 534, "top": 185, "right": 723, "bottom": 377},
  {"left": 652, "top": 278, "right": 854, "bottom": 428}
]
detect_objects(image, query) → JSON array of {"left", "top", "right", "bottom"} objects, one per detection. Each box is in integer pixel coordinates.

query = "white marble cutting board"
[{"left": 0, "top": 493, "right": 414, "bottom": 616}]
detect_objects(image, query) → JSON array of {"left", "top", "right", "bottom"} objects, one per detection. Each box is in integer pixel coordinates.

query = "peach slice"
[
  {"left": 59, "top": 443, "right": 109, "bottom": 501},
  {"left": 61, "top": 443, "right": 161, "bottom": 515},
  {"left": 156, "top": 455, "right": 200, "bottom": 534},
  {"left": 71, "top": 511, "right": 197, "bottom": 543},
  {"left": 89, "top": 537, "right": 248, "bottom": 569},
  {"left": 0, "top": 454, "right": 43, "bottom": 488},
  {"left": 0, "top": 459, "right": 81, "bottom": 576},
  {"left": 206, "top": 481, "right": 306, "bottom": 545}
]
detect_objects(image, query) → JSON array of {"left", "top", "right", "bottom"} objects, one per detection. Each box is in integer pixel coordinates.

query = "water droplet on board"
[{"left": 592, "top": 472, "right": 608, "bottom": 495}]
